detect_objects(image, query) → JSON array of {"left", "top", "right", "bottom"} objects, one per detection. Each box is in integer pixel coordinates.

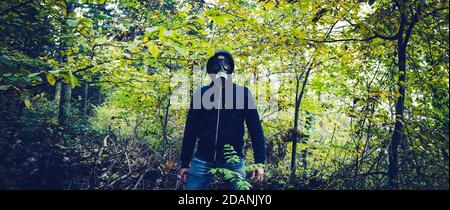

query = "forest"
[{"left": 0, "top": 0, "right": 448, "bottom": 190}]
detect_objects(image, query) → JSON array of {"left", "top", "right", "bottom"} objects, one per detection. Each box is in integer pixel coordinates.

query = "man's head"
[{"left": 206, "top": 50, "right": 234, "bottom": 82}]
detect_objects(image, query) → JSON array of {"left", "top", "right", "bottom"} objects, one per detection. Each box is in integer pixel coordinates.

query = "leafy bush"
[{"left": 210, "top": 144, "right": 252, "bottom": 190}]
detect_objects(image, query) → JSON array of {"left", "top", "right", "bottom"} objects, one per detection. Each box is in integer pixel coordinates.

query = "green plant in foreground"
[{"left": 210, "top": 144, "right": 252, "bottom": 190}]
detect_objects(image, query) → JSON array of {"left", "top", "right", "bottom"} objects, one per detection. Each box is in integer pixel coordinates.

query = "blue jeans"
[{"left": 186, "top": 157, "right": 246, "bottom": 190}]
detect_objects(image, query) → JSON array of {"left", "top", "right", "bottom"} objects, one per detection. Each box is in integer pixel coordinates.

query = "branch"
[
  {"left": 402, "top": 4, "right": 421, "bottom": 48},
  {"left": 306, "top": 32, "right": 396, "bottom": 43},
  {"left": 422, "top": 6, "right": 449, "bottom": 19}
]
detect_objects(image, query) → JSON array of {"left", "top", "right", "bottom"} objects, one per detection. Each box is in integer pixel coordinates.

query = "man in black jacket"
[{"left": 178, "top": 50, "right": 266, "bottom": 190}]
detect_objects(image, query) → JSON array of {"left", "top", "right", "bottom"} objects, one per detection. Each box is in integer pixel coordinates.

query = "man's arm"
[
  {"left": 180, "top": 100, "right": 199, "bottom": 168},
  {"left": 244, "top": 89, "right": 266, "bottom": 165}
]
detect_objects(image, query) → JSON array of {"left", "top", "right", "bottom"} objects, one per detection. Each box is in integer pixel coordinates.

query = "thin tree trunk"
[
  {"left": 57, "top": 2, "right": 74, "bottom": 127},
  {"left": 388, "top": 3, "right": 419, "bottom": 188},
  {"left": 58, "top": 82, "right": 72, "bottom": 126},
  {"left": 291, "top": 67, "right": 302, "bottom": 173},
  {"left": 162, "top": 97, "right": 171, "bottom": 155},
  {"left": 82, "top": 81, "right": 89, "bottom": 121},
  {"left": 302, "top": 111, "right": 313, "bottom": 170},
  {"left": 54, "top": 79, "right": 62, "bottom": 104},
  {"left": 291, "top": 62, "right": 313, "bottom": 173}
]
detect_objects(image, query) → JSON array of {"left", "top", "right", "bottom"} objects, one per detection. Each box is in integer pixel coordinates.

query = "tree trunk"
[
  {"left": 388, "top": 44, "right": 406, "bottom": 188},
  {"left": 58, "top": 82, "right": 72, "bottom": 126},
  {"left": 302, "top": 111, "right": 313, "bottom": 170},
  {"left": 82, "top": 81, "right": 89, "bottom": 121},
  {"left": 388, "top": 3, "right": 419, "bottom": 187},
  {"left": 162, "top": 97, "right": 171, "bottom": 156},
  {"left": 291, "top": 63, "right": 312, "bottom": 173},
  {"left": 54, "top": 79, "right": 61, "bottom": 104},
  {"left": 291, "top": 68, "right": 302, "bottom": 173},
  {"left": 57, "top": 2, "right": 74, "bottom": 127}
]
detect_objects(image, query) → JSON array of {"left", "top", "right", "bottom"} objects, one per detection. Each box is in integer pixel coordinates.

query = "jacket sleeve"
[
  {"left": 244, "top": 88, "right": 266, "bottom": 165},
  {"left": 180, "top": 98, "right": 199, "bottom": 168}
]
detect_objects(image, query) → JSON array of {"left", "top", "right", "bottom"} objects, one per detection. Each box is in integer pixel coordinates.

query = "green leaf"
[
  {"left": 68, "top": 70, "right": 79, "bottom": 88},
  {"left": 0, "top": 85, "right": 11, "bottom": 91},
  {"left": 173, "top": 45, "right": 185, "bottom": 57},
  {"left": 147, "top": 42, "right": 159, "bottom": 58},
  {"left": 49, "top": 69, "right": 62, "bottom": 74},
  {"left": 145, "top": 26, "right": 159, "bottom": 38},
  {"left": 67, "top": 19, "right": 79, "bottom": 27},
  {"left": 146, "top": 26, "right": 159, "bottom": 33},
  {"left": 205, "top": 9, "right": 221, "bottom": 16},
  {"left": 28, "top": 72, "right": 42, "bottom": 77},
  {"left": 209, "top": 168, "right": 217, "bottom": 174},
  {"left": 163, "top": 30, "right": 174, "bottom": 37}
]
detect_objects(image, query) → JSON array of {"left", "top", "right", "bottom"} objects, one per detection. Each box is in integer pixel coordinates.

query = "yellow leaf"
[
  {"left": 239, "top": 55, "right": 248, "bottom": 61},
  {"left": 24, "top": 99, "right": 32, "bottom": 109},
  {"left": 265, "top": 1, "right": 276, "bottom": 10},
  {"left": 158, "top": 26, "right": 167, "bottom": 40},
  {"left": 147, "top": 42, "right": 159, "bottom": 58},
  {"left": 142, "top": 36, "right": 149, "bottom": 43},
  {"left": 55, "top": 0, "right": 67, "bottom": 16},
  {"left": 166, "top": 160, "right": 174, "bottom": 170},
  {"left": 212, "top": 15, "right": 226, "bottom": 26},
  {"left": 111, "top": 47, "right": 121, "bottom": 57},
  {"left": 46, "top": 73, "right": 56, "bottom": 86},
  {"left": 207, "top": 48, "right": 215, "bottom": 57},
  {"left": 296, "top": 31, "right": 306, "bottom": 40}
]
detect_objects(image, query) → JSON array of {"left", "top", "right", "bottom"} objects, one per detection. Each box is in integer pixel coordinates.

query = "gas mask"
[{"left": 206, "top": 50, "right": 235, "bottom": 80}]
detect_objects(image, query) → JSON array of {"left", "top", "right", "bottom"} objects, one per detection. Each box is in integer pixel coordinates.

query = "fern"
[{"left": 209, "top": 144, "right": 252, "bottom": 190}]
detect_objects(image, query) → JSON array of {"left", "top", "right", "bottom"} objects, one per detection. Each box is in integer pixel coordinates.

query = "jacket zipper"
[{"left": 213, "top": 86, "right": 222, "bottom": 162}]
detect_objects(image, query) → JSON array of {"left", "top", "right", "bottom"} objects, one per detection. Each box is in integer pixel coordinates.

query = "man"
[{"left": 178, "top": 50, "right": 266, "bottom": 190}]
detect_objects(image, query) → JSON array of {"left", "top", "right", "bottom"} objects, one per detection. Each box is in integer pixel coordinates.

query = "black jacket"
[{"left": 180, "top": 82, "right": 266, "bottom": 168}]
